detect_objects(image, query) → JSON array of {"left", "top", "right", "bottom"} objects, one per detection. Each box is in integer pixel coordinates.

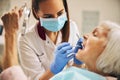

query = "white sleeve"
[{"left": 18, "top": 36, "right": 45, "bottom": 80}]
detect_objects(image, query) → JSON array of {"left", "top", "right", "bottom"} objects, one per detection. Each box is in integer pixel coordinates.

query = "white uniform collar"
[{"left": 45, "top": 31, "right": 62, "bottom": 48}]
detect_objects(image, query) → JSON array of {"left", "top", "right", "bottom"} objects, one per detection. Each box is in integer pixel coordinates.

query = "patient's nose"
[{"left": 83, "top": 34, "right": 89, "bottom": 40}]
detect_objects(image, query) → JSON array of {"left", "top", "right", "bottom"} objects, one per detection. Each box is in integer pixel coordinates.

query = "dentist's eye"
[
  {"left": 57, "top": 12, "right": 63, "bottom": 16},
  {"left": 43, "top": 14, "right": 54, "bottom": 18},
  {"left": 57, "top": 10, "right": 65, "bottom": 17}
]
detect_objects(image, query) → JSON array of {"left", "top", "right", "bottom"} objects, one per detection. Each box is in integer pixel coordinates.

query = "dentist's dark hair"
[{"left": 32, "top": 0, "right": 70, "bottom": 42}]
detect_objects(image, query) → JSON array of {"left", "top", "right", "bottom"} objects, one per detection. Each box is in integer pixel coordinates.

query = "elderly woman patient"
[{"left": 50, "top": 21, "right": 120, "bottom": 80}]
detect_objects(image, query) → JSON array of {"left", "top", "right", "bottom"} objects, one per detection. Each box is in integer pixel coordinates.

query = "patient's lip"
[{"left": 82, "top": 41, "right": 86, "bottom": 49}]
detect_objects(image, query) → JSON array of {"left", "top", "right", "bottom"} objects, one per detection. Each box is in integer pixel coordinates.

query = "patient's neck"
[
  {"left": 86, "top": 63, "right": 98, "bottom": 72},
  {"left": 86, "top": 63, "right": 108, "bottom": 76}
]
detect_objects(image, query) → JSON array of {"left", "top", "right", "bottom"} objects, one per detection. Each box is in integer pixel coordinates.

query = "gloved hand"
[
  {"left": 74, "top": 38, "right": 83, "bottom": 65},
  {"left": 50, "top": 42, "right": 74, "bottom": 74}
]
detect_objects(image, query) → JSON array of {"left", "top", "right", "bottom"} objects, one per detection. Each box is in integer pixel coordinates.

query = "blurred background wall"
[
  {"left": 0, "top": 0, "right": 120, "bottom": 54},
  {"left": 68, "top": 0, "right": 120, "bottom": 35}
]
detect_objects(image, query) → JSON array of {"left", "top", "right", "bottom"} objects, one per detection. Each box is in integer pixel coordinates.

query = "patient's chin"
[{"left": 76, "top": 50, "right": 84, "bottom": 61}]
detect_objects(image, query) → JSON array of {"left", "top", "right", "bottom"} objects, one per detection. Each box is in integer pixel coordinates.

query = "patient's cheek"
[{"left": 76, "top": 50, "right": 84, "bottom": 61}]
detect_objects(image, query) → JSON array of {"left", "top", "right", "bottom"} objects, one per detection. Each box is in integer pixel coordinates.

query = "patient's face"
[{"left": 76, "top": 26, "right": 109, "bottom": 66}]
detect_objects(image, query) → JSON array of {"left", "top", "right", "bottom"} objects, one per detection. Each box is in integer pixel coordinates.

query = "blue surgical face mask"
[{"left": 40, "top": 13, "right": 67, "bottom": 32}]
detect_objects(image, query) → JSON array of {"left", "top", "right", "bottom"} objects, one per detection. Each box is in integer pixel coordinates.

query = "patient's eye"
[
  {"left": 92, "top": 29, "right": 98, "bottom": 37},
  {"left": 93, "top": 32, "right": 97, "bottom": 36}
]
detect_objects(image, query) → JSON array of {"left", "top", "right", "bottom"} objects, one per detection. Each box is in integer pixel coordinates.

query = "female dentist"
[{"left": 18, "top": 0, "right": 81, "bottom": 80}]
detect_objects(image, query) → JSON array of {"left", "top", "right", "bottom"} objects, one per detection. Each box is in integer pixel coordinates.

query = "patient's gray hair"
[{"left": 96, "top": 21, "right": 120, "bottom": 75}]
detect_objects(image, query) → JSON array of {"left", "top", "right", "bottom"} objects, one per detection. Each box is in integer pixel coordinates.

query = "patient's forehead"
[
  {"left": 98, "top": 23, "right": 111, "bottom": 31},
  {"left": 97, "top": 25, "right": 110, "bottom": 30}
]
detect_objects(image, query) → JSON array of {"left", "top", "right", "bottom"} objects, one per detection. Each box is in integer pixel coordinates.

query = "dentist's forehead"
[{"left": 39, "top": 0, "right": 64, "bottom": 14}]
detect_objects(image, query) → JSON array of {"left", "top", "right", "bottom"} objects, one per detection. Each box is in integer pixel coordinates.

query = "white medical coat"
[{"left": 18, "top": 20, "right": 80, "bottom": 80}]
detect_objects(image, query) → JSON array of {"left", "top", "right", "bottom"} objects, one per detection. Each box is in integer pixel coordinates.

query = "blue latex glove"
[
  {"left": 50, "top": 42, "right": 74, "bottom": 74},
  {"left": 74, "top": 38, "right": 83, "bottom": 65}
]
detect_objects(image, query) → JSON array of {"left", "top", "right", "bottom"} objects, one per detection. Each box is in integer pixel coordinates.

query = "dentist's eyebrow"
[
  {"left": 43, "top": 9, "right": 65, "bottom": 18},
  {"left": 43, "top": 9, "right": 64, "bottom": 15}
]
